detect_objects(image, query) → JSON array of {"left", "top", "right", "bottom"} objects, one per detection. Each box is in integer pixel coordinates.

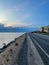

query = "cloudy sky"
[{"left": 0, "top": 0, "right": 49, "bottom": 28}]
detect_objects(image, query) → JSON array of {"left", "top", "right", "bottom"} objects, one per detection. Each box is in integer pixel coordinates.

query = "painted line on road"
[{"left": 31, "top": 36, "right": 49, "bottom": 58}]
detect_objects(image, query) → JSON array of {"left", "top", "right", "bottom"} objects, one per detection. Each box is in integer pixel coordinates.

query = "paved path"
[
  {"left": 18, "top": 34, "right": 44, "bottom": 65},
  {"left": 18, "top": 37, "right": 28, "bottom": 65},
  {"left": 29, "top": 33, "right": 49, "bottom": 65}
]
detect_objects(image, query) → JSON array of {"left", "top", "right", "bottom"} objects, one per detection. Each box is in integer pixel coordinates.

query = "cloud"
[
  {"left": 15, "top": 6, "right": 21, "bottom": 12},
  {"left": 23, "top": 13, "right": 31, "bottom": 19},
  {"left": 4, "top": 22, "right": 33, "bottom": 27},
  {"left": 0, "top": 18, "right": 7, "bottom": 24},
  {"left": 0, "top": 19, "right": 20, "bottom": 27},
  {"left": 0, "top": 18, "right": 32, "bottom": 27},
  {"left": 0, "top": 23, "right": 4, "bottom": 27},
  {"left": 7, "top": 5, "right": 21, "bottom": 13}
]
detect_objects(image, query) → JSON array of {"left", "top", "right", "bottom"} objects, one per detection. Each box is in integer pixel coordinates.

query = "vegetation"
[
  {"left": 2, "top": 43, "right": 7, "bottom": 49},
  {"left": 31, "top": 31, "right": 49, "bottom": 35},
  {"left": 15, "top": 43, "right": 18, "bottom": 46},
  {"left": 6, "top": 58, "right": 10, "bottom": 62}
]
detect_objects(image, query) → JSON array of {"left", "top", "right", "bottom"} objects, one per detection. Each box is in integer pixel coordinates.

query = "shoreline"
[
  {"left": 0, "top": 33, "right": 25, "bottom": 53},
  {"left": 0, "top": 33, "right": 44, "bottom": 65}
]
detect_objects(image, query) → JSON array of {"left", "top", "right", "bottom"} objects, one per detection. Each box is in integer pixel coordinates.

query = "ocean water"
[{"left": 0, "top": 32, "right": 25, "bottom": 48}]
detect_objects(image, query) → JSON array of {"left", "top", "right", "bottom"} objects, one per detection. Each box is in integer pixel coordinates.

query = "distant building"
[
  {"left": 40, "top": 27, "right": 44, "bottom": 32},
  {"left": 40, "top": 25, "right": 49, "bottom": 33}
]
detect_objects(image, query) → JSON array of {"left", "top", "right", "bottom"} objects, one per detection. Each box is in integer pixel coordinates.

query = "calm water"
[{"left": 0, "top": 33, "right": 25, "bottom": 48}]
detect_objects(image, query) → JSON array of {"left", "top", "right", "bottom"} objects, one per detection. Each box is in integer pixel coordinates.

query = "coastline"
[{"left": 0, "top": 33, "right": 44, "bottom": 65}]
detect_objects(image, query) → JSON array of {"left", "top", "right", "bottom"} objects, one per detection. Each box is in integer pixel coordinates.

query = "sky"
[{"left": 0, "top": 0, "right": 49, "bottom": 30}]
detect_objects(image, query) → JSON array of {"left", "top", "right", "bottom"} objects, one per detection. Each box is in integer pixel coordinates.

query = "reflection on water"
[{"left": 0, "top": 32, "right": 24, "bottom": 48}]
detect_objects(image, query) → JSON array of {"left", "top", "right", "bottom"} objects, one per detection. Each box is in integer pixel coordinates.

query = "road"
[
  {"left": 29, "top": 33, "right": 49, "bottom": 65},
  {"left": 18, "top": 33, "right": 44, "bottom": 65},
  {"left": 0, "top": 33, "right": 46, "bottom": 65}
]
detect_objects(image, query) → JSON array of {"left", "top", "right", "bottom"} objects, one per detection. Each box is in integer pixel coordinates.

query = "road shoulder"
[{"left": 27, "top": 35, "right": 44, "bottom": 65}]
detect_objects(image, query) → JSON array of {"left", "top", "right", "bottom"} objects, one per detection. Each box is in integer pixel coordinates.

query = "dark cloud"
[
  {"left": 0, "top": 23, "right": 38, "bottom": 32},
  {"left": 0, "top": 23, "right": 4, "bottom": 27}
]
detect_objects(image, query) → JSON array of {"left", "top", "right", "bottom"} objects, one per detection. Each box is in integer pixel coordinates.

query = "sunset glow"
[{"left": 0, "top": 0, "right": 49, "bottom": 28}]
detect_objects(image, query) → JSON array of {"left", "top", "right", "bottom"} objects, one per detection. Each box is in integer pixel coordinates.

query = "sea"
[{"left": 0, "top": 32, "right": 25, "bottom": 48}]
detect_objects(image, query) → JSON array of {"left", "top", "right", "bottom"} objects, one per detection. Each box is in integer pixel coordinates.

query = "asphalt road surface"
[
  {"left": 29, "top": 33, "right": 49, "bottom": 65},
  {"left": 17, "top": 33, "right": 44, "bottom": 65}
]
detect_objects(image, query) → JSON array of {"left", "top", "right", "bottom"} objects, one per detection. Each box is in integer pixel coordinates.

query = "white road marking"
[{"left": 30, "top": 35, "right": 49, "bottom": 58}]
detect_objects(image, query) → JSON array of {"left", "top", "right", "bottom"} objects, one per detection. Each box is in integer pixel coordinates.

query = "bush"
[
  {"left": 15, "top": 43, "right": 18, "bottom": 46},
  {"left": 6, "top": 58, "right": 10, "bottom": 62}
]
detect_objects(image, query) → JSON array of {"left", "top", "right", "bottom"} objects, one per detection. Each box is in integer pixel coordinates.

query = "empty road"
[
  {"left": 29, "top": 33, "right": 49, "bottom": 65},
  {"left": 17, "top": 33, "right": 44, "bottom": 65}
]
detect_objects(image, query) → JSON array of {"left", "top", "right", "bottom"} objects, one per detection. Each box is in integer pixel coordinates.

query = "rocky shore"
[{"left": 0, "top": 34, "right": 26, "bottom": 65}]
